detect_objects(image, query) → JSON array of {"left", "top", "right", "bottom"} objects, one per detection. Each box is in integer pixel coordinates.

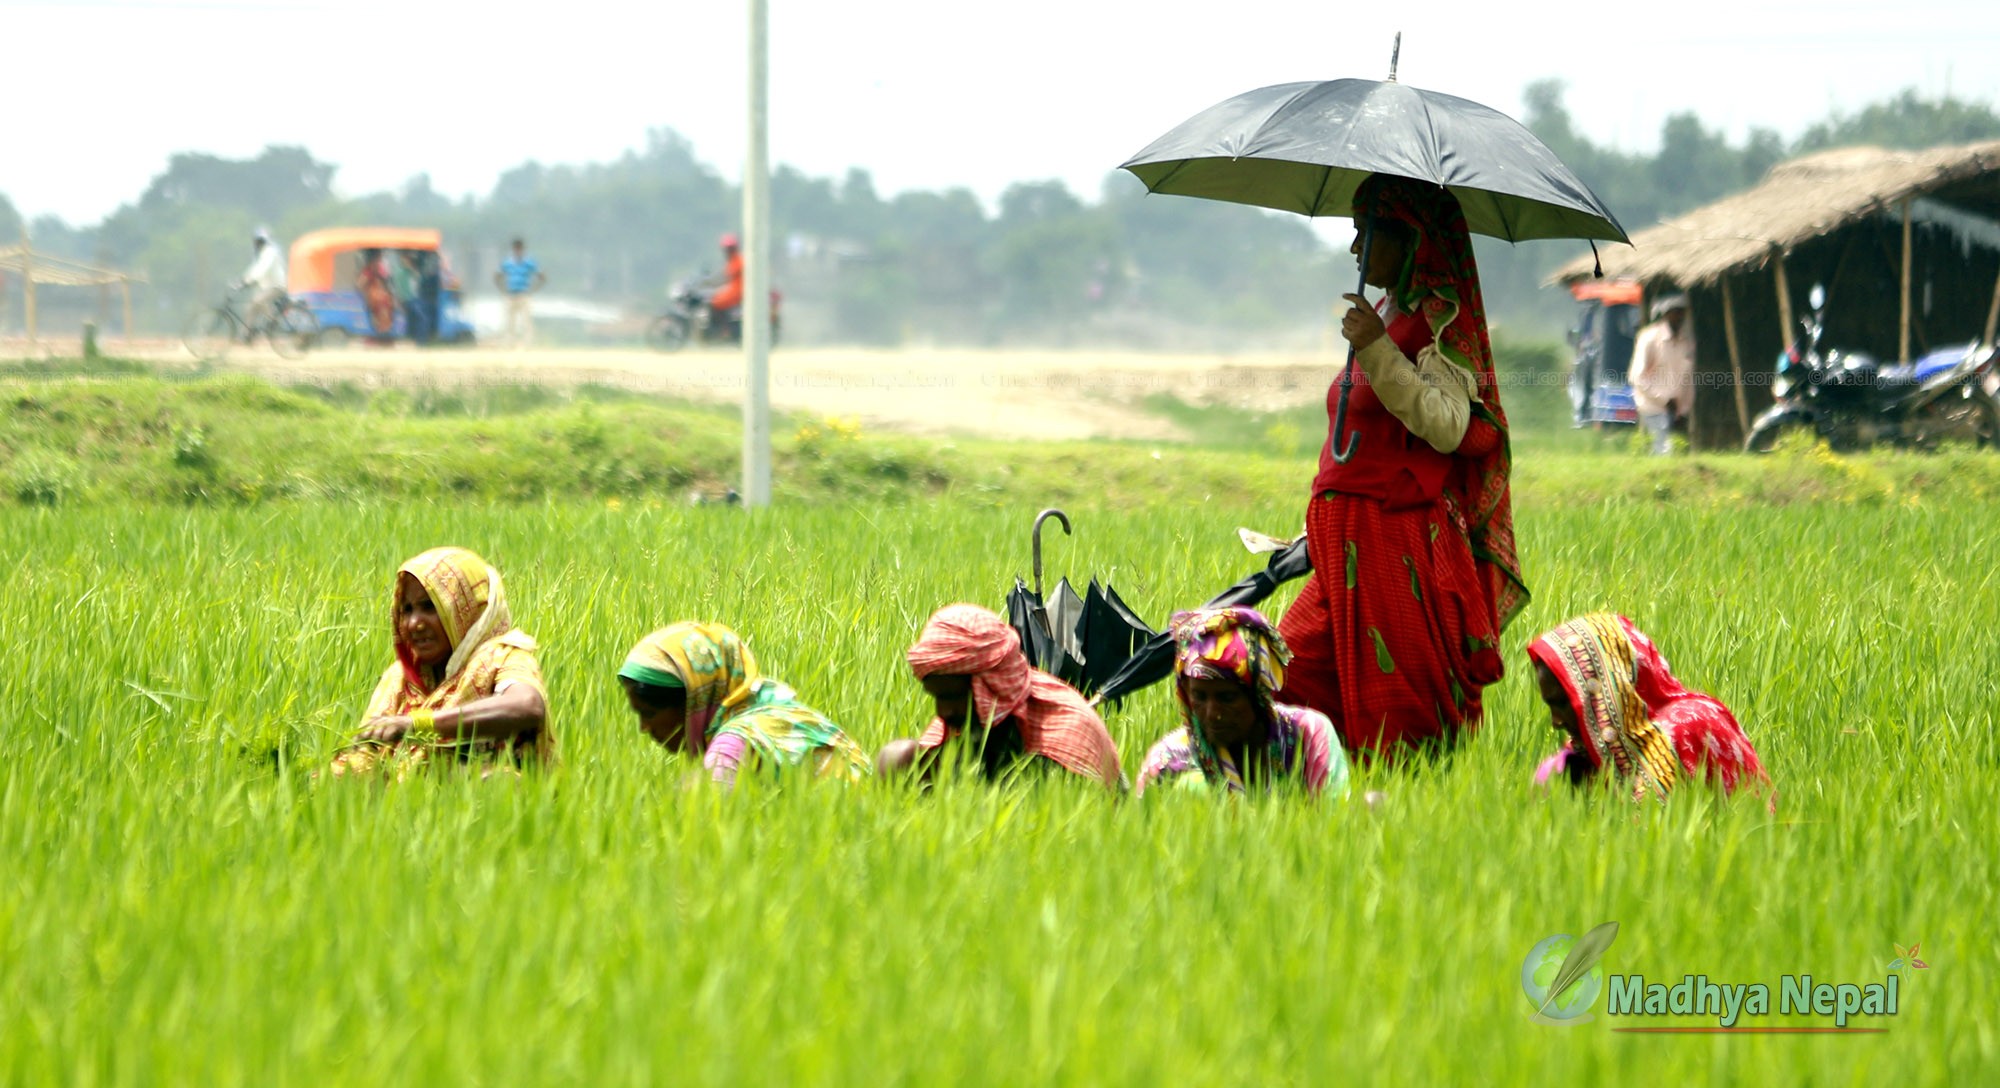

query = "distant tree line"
[{"left": 6, "top": 86, "right": 1998, "bottom": 343}]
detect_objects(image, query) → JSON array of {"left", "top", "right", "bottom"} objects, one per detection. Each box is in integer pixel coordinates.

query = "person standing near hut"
[
  {"left": 1629, "top": 294, "right": 1696, "bottom": 455},
  {"left": 1274, "top": 173, "right": 1526, "bottom": 764}
]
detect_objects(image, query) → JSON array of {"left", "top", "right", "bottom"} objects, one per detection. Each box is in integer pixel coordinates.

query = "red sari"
[
  {"left": 357, "top": 257, "right": 396, "bottom": 341},
  {"left": 1275, "top": 176, "right": 1526, "bottom": 762},
  {"left": 1529, "top": 614, "right": 1773, "bottom": 806}
]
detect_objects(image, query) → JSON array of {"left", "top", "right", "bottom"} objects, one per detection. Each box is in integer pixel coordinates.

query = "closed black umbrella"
[
  {"left": 1096, "top": 536, "right": 1312, "bottom": 707},
  {"left": 1003, "top": 508, "right": 1156, "bottom": 697}
]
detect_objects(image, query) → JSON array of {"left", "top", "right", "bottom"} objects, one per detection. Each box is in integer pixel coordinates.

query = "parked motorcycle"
[
  {"left": 1744, "top": 285, "right": 2000, "bottom": 452},
  {"left": 644, "top": 281, "right": 782, "bottom": 351}
]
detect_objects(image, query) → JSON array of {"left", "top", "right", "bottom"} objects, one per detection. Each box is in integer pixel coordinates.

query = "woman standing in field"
[
  {"left": 326, "top": 547, "right": 551, "bottom": 779},
  {"left": 1529, "top": 613, "right": 1773, "bottom": 805},
  {"left": 1135, "top": 607, "right": 1349, "bottom": 799},
  {"left": 618, "top": 622, "right": 870, "bottom": 787},
  {"left": 1275, "top": 173, "right": 1526, "bottom": 763},
  {"left": 878, "top": 604, "right": 1125, "bottom": 791}
]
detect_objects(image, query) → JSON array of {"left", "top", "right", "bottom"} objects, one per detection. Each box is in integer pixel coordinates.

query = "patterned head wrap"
[
  {"left": 393, "top": 547, "right": 513, "bottom": 689},
  {"left": 1170, "top": 606, "right": 1292, "bottom": 794},
  {"left": 1356, "top": 173, "right": 1527, "bottom": 629},
  {"left": 905, "top": 604, "right": 1033, "bottom": 729},
  {"left": 1527, "top": 613, "right": 1771, "bottom": 803},
  {"left": 620, "top": 622, "right": 762, "bottom": 746},
  {"left": 906, "top": 603, "right": 1123, "bottom": 786},
  {"left": 620, "top": 622, "right": 865, "bottom": 775}
]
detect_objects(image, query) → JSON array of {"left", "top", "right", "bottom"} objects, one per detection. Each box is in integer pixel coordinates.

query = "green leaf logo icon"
[{"left": 1535, "top": 921, "right": 1619, "bottom": 1020}]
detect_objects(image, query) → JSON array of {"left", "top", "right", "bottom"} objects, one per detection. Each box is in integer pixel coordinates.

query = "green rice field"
[{"left": 3, "top": 384, "right": 1996, "bottom": 1083}]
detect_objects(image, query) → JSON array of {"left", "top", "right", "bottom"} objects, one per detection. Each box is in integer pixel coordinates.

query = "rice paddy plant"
[{"left": 2, "top": 496, "right": 1993, "bottom": 1084}]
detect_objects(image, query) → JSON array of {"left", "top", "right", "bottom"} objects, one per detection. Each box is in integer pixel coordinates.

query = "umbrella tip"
[{"left": 1386, "top": 31, "right": 1402, "bottom": 82}]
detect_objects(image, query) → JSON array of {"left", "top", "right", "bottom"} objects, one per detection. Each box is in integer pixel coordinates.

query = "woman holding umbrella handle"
[{"left": 1274, "top": 172, "right": 1528, "bottom": 762}]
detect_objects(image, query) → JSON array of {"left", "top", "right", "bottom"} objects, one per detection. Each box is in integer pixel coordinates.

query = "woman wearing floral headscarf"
[
  {"left": 1275, "top": 173, "right": 1527, "bottom": 763},
  {"left": 617, "top": 621, "right": 870, "bottom": 786},
  {"left": 1529, "top": 613, "right": 1773, "bottom": 806},
  {"left": 1135, "top": 607, "right": 1348, "bottom": 798},
  {"left": 327, "top": 547, "right": 550, "bottom": 779}
]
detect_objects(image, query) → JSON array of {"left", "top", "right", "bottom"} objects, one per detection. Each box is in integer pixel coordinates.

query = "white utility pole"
[{"left": 741, "top": 0, "right": 773, "bottom": 507}]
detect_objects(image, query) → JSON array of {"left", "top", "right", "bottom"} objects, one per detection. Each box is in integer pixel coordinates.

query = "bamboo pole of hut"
[
  {"left": 121, "top": 279, "right": 134, "bottom": 340},
  {"left": 1720, "top": 274, "right": 1750, "bottom": 437},
  {"left": 1771, "top": 249, "right": 1794, "bottom": 346},
  {"left": 1983, "top": 265, "right": 2000, "bottom": 348},
  {"left": 1900, "top": 198, "right": 1914, "bottom": 363}
]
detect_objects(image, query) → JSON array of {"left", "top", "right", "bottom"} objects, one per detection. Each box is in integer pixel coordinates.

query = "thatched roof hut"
[{"left": 1551, "top": 140, "right": 2000, "bottom": 448}]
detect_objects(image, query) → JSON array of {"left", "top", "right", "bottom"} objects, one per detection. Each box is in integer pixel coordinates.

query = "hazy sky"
[{"left": 7, "top": 0, "right": 1999, "bottom": 228}]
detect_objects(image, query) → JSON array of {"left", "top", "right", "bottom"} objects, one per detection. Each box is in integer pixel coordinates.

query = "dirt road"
[{"left": 150, "top": 343, "right": 1342, "bottom": 441}]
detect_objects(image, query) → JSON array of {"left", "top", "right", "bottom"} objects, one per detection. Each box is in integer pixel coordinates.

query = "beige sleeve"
[{"left": 1354, "top": 336, "right": 1477, "bottom": 453}]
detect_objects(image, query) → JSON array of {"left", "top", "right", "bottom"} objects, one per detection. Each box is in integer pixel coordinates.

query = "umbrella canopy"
[
  {"left": 1004, "top": 509, "right": 1157, "bottom": 697},
  {"left": 1120, "top": 77, "right": 1629, "bottom": 244}
]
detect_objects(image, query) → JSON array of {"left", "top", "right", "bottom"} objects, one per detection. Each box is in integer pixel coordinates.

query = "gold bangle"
[{"left": 410, "top": 708, "right": 435, "bottom": 732}]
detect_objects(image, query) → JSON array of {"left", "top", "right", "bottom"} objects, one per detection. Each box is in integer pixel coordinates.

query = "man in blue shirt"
[{"left": 493, "top": 237, "right": 546, "bottom": 347}]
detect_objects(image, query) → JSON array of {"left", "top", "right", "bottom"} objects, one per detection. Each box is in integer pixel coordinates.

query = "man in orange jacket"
[{"left": 707, "top": 232, "right": 744, "bottom": 337}]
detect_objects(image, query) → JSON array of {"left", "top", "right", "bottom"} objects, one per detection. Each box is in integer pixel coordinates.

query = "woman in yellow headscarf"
[
  {"left": 617, "top": 622, "right": 869, "bottom": 786},
  {"left": 327, "top": 547, "right": 551, "bottom": 778}
]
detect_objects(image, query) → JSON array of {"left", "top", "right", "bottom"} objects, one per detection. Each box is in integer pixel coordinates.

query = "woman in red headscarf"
[
  {"left": 1274, "top": 173, "right": 1527, "bottom": 762},
  {"left": 876, "top": 603, "right": 1125, "bottom": 791},
  {"left": 1528, "top": 613, "right": 1773, "bottom": 806}
]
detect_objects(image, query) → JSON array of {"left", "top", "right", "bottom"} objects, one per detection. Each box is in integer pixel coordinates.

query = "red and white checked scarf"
[{"left": 906, "top": 604, "right": 1123, "bottom": 787}]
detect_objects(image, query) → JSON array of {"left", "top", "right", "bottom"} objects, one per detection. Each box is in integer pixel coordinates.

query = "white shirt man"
[
  {"left": 237, "top": 230, "right": 287, "bottom": 327},
  {"left": 1629, "top": 295, "right": 1695, "bottom": 454}
]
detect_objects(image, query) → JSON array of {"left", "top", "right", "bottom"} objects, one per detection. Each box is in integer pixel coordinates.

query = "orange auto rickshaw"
[{"left": 289, "top": 227, "right": 474, "bottom": 345}]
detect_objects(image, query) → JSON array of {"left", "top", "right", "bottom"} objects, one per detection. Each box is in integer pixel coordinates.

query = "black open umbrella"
[
  {"left": 1004, "top": 508, "right": 1156, "bottom": 697},
  {"left": 1119, "top": 34, "right": 1629, "bottom": 462}
]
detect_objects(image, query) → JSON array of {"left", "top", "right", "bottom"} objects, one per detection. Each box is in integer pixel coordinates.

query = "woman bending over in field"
[
  {"left": 1529, "top": 613, "right": 1773, "bottom": 806},
  {"left": 1134, "top": 607, "right": 1349, "bottom": 799},
  {"left": 618, "top": 622, "right": 870, "bottom": 787},
  {"left": 326, "top": 547, "right": 551, "bottom": 779},
  {"left": 877, "top": 604, "right": 1125, "bottom": 791}
]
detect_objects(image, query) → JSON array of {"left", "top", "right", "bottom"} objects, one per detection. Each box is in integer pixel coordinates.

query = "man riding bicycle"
[{"left": 234, "top": 227, "right": 287, "bottom": 335}]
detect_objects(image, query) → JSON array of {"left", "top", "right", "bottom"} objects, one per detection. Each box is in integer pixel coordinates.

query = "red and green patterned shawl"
[{"left": 1357, "top": 173, "right": 1528, "bottom": 629}]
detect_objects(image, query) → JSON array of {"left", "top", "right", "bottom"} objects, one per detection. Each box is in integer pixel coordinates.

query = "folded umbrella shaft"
[{"left": 1096, "top": 538, "right": 1312, "bottom": 706}]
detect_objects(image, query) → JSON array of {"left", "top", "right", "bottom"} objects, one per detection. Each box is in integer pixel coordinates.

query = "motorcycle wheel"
[
  {"left": 1906, "top": 389, "right": 2000, "bottom": 450},
  {"left": 645, "top": 314, "right": 691, "bottom": 352},
  {"left": 1744, "top": 417, "right": 1820, "bottom": 454}
]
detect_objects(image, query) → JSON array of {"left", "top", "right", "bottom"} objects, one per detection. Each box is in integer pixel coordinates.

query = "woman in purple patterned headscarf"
[{"left": 1135, "top": 606, "right": 1349, "bottom": 798}]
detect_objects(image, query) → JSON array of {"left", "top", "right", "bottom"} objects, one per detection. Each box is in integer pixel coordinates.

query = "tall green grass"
[{"left": 3, "top": 496, "right": 1995, "bottom": 1084}]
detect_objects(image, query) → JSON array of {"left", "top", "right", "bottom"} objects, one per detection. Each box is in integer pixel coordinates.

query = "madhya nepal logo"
[{"left": 1521, "top": 926, "right": 1921, "bottom": 1033}]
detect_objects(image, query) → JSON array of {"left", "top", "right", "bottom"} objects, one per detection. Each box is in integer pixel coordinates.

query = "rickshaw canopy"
[
  {"left": 1568, "top": 278, "right": 1644, "bottom": 306},
  {"left": 289, "top": 227, "right": 443, "bottom": 294}
]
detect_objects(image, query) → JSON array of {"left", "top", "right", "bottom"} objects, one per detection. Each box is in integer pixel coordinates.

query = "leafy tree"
[{"left": 1797, "top": 90, "right": 2000, "bottom": 152}]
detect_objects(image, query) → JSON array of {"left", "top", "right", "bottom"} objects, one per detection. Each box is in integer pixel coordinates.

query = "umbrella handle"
[
  {"left": 1330, "top": 357, "right": 1361, "bottom": 463},
  {"left": 1032, "top": 507, "right": 1071, "bottom": 598},
  {"left": 1332, "top": 209, "right": 1378, "bottom": 465}
]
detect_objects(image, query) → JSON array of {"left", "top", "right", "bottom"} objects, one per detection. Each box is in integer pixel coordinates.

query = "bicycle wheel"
[
  {"left": 270, "top": 304, "right": 320, "bottom": 359},
  {"left": 182, "top": 307, "right": 238, "bottom": 362}
]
